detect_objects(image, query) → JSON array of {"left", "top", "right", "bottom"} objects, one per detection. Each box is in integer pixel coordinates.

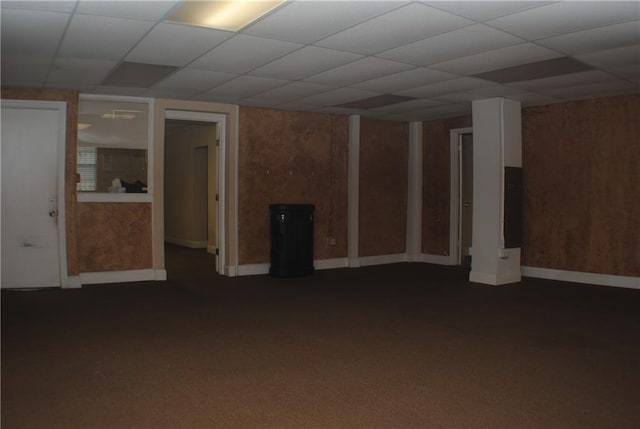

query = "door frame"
[
  {"left": 163, "top": 110, "right": 226, "bottom": 274},
  {"left": 1, "top": 100, "right": 69, "bottom": 288},
  {"left": 449, "top": 127, "right": 473, "bottom": 266}
]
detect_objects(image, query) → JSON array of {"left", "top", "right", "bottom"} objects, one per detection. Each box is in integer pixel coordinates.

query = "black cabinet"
[{"left": 269, "top": 204, "right": 314, "bottom": 277}]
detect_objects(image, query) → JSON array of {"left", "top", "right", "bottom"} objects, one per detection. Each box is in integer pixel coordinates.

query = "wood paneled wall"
[
  {"left": 522, "top": 94, "right": 640, "bottom": 276},
  {"left": 359, "top": 118, "right": 409, "bottom": 257},
  {"left": 1, "top": 88, "right": 80, "bottom": 275},
  {"left": 421, "top": 116, "right": 472, "bottom": 255},
  {"left": 77, "top": 203, "right": 152, "bottom": 272},
  {"left": 238, "top": 107, "right": 349, "bottom": 264}
]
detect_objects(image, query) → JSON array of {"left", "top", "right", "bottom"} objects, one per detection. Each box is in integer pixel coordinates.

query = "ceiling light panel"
[
  {"left": 487, "top": 1, "right": 640, "bottom": 40},
  {"left": 59, "top": 14, "right": 154, "bottom": 60},
  {"left": 378, "top": 24, "right": 523, "bottom": 67},
  {"left": 244, "top": 1, "right": 400, "bottom": 44},
  {"left": 315, "top": 3, "right": 472, "bottom": 55},
  {"left": 190, "top": 34, "right": 302, "bottom": 74},
  {"left": 167, "top": 0, "right": 285, "bottom": 31},
  {"left": 472, "top": 57, "right": 592, "bottom": 84},
  {"left": 126, "top": 23, "right": 233, "bottom": 67}
]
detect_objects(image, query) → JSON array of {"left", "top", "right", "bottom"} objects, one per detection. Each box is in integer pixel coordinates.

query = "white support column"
[
  {"left": 347, "top": 115, "right": 360, "bottom": 268},
  {"left": 470, "top": 98, "right": 522, "bottom": 285},
  {"left": 406, "top": 122, "right": 423, "bottom": 262}
]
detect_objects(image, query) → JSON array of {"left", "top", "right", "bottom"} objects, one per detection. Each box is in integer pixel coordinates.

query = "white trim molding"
[
  {"left": 522, "top": 266, "right": 640, "bottom": 290},
  {"left": 359, "top": 253, "right": 407, "bottom": 267},
  {"left": 236, "top": 258, "right": 350, "bottom": 276},
  {"left": 315, "top": 258, "right": 349, "bottom": 270},
  {"left": 449, "top": 126, "right": 473, "bottom": 266},
  {"left": 79, "top": 269, "right": 162, "bottom": 285},
  {"left": 470, "top": 270, "right": 522, "bottom": 286}
]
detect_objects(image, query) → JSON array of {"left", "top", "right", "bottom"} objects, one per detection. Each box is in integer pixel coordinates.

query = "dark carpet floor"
[{"left": 2, "top": 245, "right": 639, "bottom": 428}]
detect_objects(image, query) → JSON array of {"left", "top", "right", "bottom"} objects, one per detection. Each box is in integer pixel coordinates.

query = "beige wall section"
[
  {"left": 164, "top": 123, "right": 216, "bottom": 247},
  {"left": 522, "top": 94, "right": 640, "bottom": 277},
  {"left": 153, "top": 99, "right": 239, "bottom": 273},
  {"left": 359, "top": 118, "right": 409, "bottom": 257},
  {"left": 238, "top": 107, "right": 349, "bottom": 264},
  {"left": 422, "top": 115, "right": 472, "bottom": 256},
  {"left": 77, "top": 203, "right": 152, "bottom": 272},
  {"left": 1, "top": 88, "right": 80, "bottom": 276}
]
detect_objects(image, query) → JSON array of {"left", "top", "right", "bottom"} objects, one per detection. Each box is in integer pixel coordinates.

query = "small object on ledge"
[{"left": 107, "top": 186, "right": 126, "bottom": 193}]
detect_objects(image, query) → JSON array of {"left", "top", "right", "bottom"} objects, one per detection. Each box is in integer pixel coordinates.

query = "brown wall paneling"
[
  {"left": 359, "top": 118, "right": 409, "bottom": 257},
  {"left": 1, "top": 88, "right": 80, "bottom": 275},
  {"left": 238, "top": 107, "right": 349, "bottom": 264},
  {"left": 522, "top": 94, "right": 640, "bottom": 276},
  {"left": 77, "top": 203, "right": 152, "bottom": 272},
  {"left": 421, "top": 116, "right": 472, "bottom": 256}
]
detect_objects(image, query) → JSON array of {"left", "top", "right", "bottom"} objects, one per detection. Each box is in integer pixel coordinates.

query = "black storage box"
[{"left": 269, "top": 204, "right": 315, "bottom": 277}]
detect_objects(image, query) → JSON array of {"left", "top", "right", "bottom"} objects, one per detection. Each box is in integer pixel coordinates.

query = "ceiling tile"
[
  {"left": 191, "top": 34, "right": 302, "bottom": 74},
  {"left": 371, "top": 99, "right": 443, "bottom": 114},
  {"left": 143, "top": 88, "right": 195, "bottom": 99},
  {"left": 246, "top": 82, "right": 333, "bottom": 104},
  {"left": 473, "top": 57, "right": 592, "bottom": 84},
  {"left": 411, "top": 103, "right": 471, "bottom": 121},
  {"left": 487, "top": 1, "right": 640, "bottom": 40},
  {"left": 126, "top": 23, "right": 234, "bottom": 67},
  {"left": 397, "top": 77, "right": 494, "bottom": 98},
  {"left": 536, "top": 21, "right": 640, "bottom": 55},
  {"left": 248, "top": 46, "right": 363, "bottom": 80},
  {"left": 1, "top": 54, "right": 52, "bottom": 87},
  {"left": 47, "top": 58, "right": 118, "bottom": 85},
  {"left": 88, "top": 85, "right": 148, "bottom": 96},
  {"left": 576, "top": 44, "right": 640, "bottom": 69},
  {"left": 304, "top": 57, "right": 414, "bottom": 87},
  {"left": 199, "top": 75, "right": 289, "bottom": 100},
  {"left": 607, "top": 64, "right": 640, "bottom": 80},
  {"left": 315, "top": 3, "right": 472, "bottom": 55},
  {"left": 378, "top": 24, "right": 523, "bottom": 66},
  {"left": 430, "top": 43, "right": 561, "bottom": 75},
  {"left": 1, "top": 1, "right": 76, "bottom": 13},
  {"left": 152, "top": 68, "right": 238, "bottom": 95},
  {"left": 541, "top": 80, "right": 639, "bottom": 99},
  {"left": 510, "top": 70, "right": 617, "bottom": 91},
  {"left": 243, "top": 1, "right": 401, "bottom": 44},
  {"left": 75, "top": 1, "right": 179, "bottom": 21},
  {"left": 352, "top": 67, "right": 457, "bottom": 93},
  {"left": 103, "top": 62, "right": 178, "bottom": 87},
  {"left": 277, "top": 101, "right": 323, "bottom": 112},
  {"left": 59, "top": 15, "right": 154, "bottom": 60},
  {"left": 466, "top": 85, "right": 527, "bottom": 97},
  {"left": 508, "top": 92, "right": 560, "bottom": 106},
  {"left": 297, "top": 88, "right": 381, "bottom": 107},
  {"left": 1, "top": 9, "right": 70, "bottom": 56},
  {"left": 424, "top": 1, "right": 550, "bottom": 22}
]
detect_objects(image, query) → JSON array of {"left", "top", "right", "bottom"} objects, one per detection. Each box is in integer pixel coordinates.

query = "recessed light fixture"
[
  {"left": 167, "top": 0, "right": 286, "bottom": 32},
  {"left": 101, "top": 110, "right": 142, "bottom": 120}
]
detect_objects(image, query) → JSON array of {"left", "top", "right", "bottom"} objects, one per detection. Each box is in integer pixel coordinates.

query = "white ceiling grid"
[{"left": 1, "top": 0, "right": 639, "bottom": 121}]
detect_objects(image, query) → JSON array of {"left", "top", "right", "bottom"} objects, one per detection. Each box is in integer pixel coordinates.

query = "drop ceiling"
[{"left": 1, "top": 0, "right": 639, "bottom": 121}]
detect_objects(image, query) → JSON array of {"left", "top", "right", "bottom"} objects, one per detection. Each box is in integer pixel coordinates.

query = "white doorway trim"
[
  {"left": 1, "top": 100, "right": 69, "bottom": 288},
  {"left": 449, "top": 127, "right": 473, "bottom": 266},
  {"left": 164, "top": 110, "right": 227, "bottom": 275}
]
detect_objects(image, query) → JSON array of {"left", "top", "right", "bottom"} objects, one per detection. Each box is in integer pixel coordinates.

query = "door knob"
[
  {"left": 463, "top": 203, "right": 471, "bottom": 208},
  {"left": 49, "top": 210, "right": 57, "bottom": 217}
]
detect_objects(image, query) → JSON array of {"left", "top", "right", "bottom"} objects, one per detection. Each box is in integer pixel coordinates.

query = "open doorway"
[
  {"left": 164, "top": 117, "right": 219, "bottom": 278},
  {"left": 450, "top": 127, "right": 473, "bottom": 267}
]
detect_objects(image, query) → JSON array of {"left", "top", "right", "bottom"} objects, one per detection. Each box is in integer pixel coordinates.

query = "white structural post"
[
  {"left": 470, "top": 98, "right": 522, "bottom": 285},
  {"left": 347, "top": 115, "right": 360, "bottom": 268}
]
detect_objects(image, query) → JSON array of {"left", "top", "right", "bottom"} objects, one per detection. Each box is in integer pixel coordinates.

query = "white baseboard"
[
  {"left": 155, "top": 269, "right": 167, "bottom": 281},
  {"left": 237, "top": 263, "right": 270, "bottom": 276},
  {"left": 522, "top": 266, "right": 640, "bottom": 290},
  {"left": 359, "top": 253, "right": 407, "bottom": 267},
  {"left": 421, "top": 253, "right": 454, "bottom": 265},
  {"left": 207, "top": 245, "right": 216, "bottom": 254},
  {"left": 315, "top": 258, "right": 349, "bottom": 270},
  {"left": 165, "top": 237, "right": 208, "bottom": 249},
  {"left": 64, "top": 276, "right": 82, "bottom": 289},
  {"left": 79, "top": 269, "right": 162, "bottom": 285},
  {"left": 470, "top": 270, "right": 521, "bottom": 285}
]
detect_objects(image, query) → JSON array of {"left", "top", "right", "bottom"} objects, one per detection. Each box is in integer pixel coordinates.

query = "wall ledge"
[
  {"left": 522, "top": 266, "right": 640, "bottom": 290},
  {"left": 359, "top": 253, "right": 407, "bottom": 267}
]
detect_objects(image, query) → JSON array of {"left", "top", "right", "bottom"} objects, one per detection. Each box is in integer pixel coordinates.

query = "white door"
[{"left": 1, "top": 102, "right": 66, "bottom": 288}]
